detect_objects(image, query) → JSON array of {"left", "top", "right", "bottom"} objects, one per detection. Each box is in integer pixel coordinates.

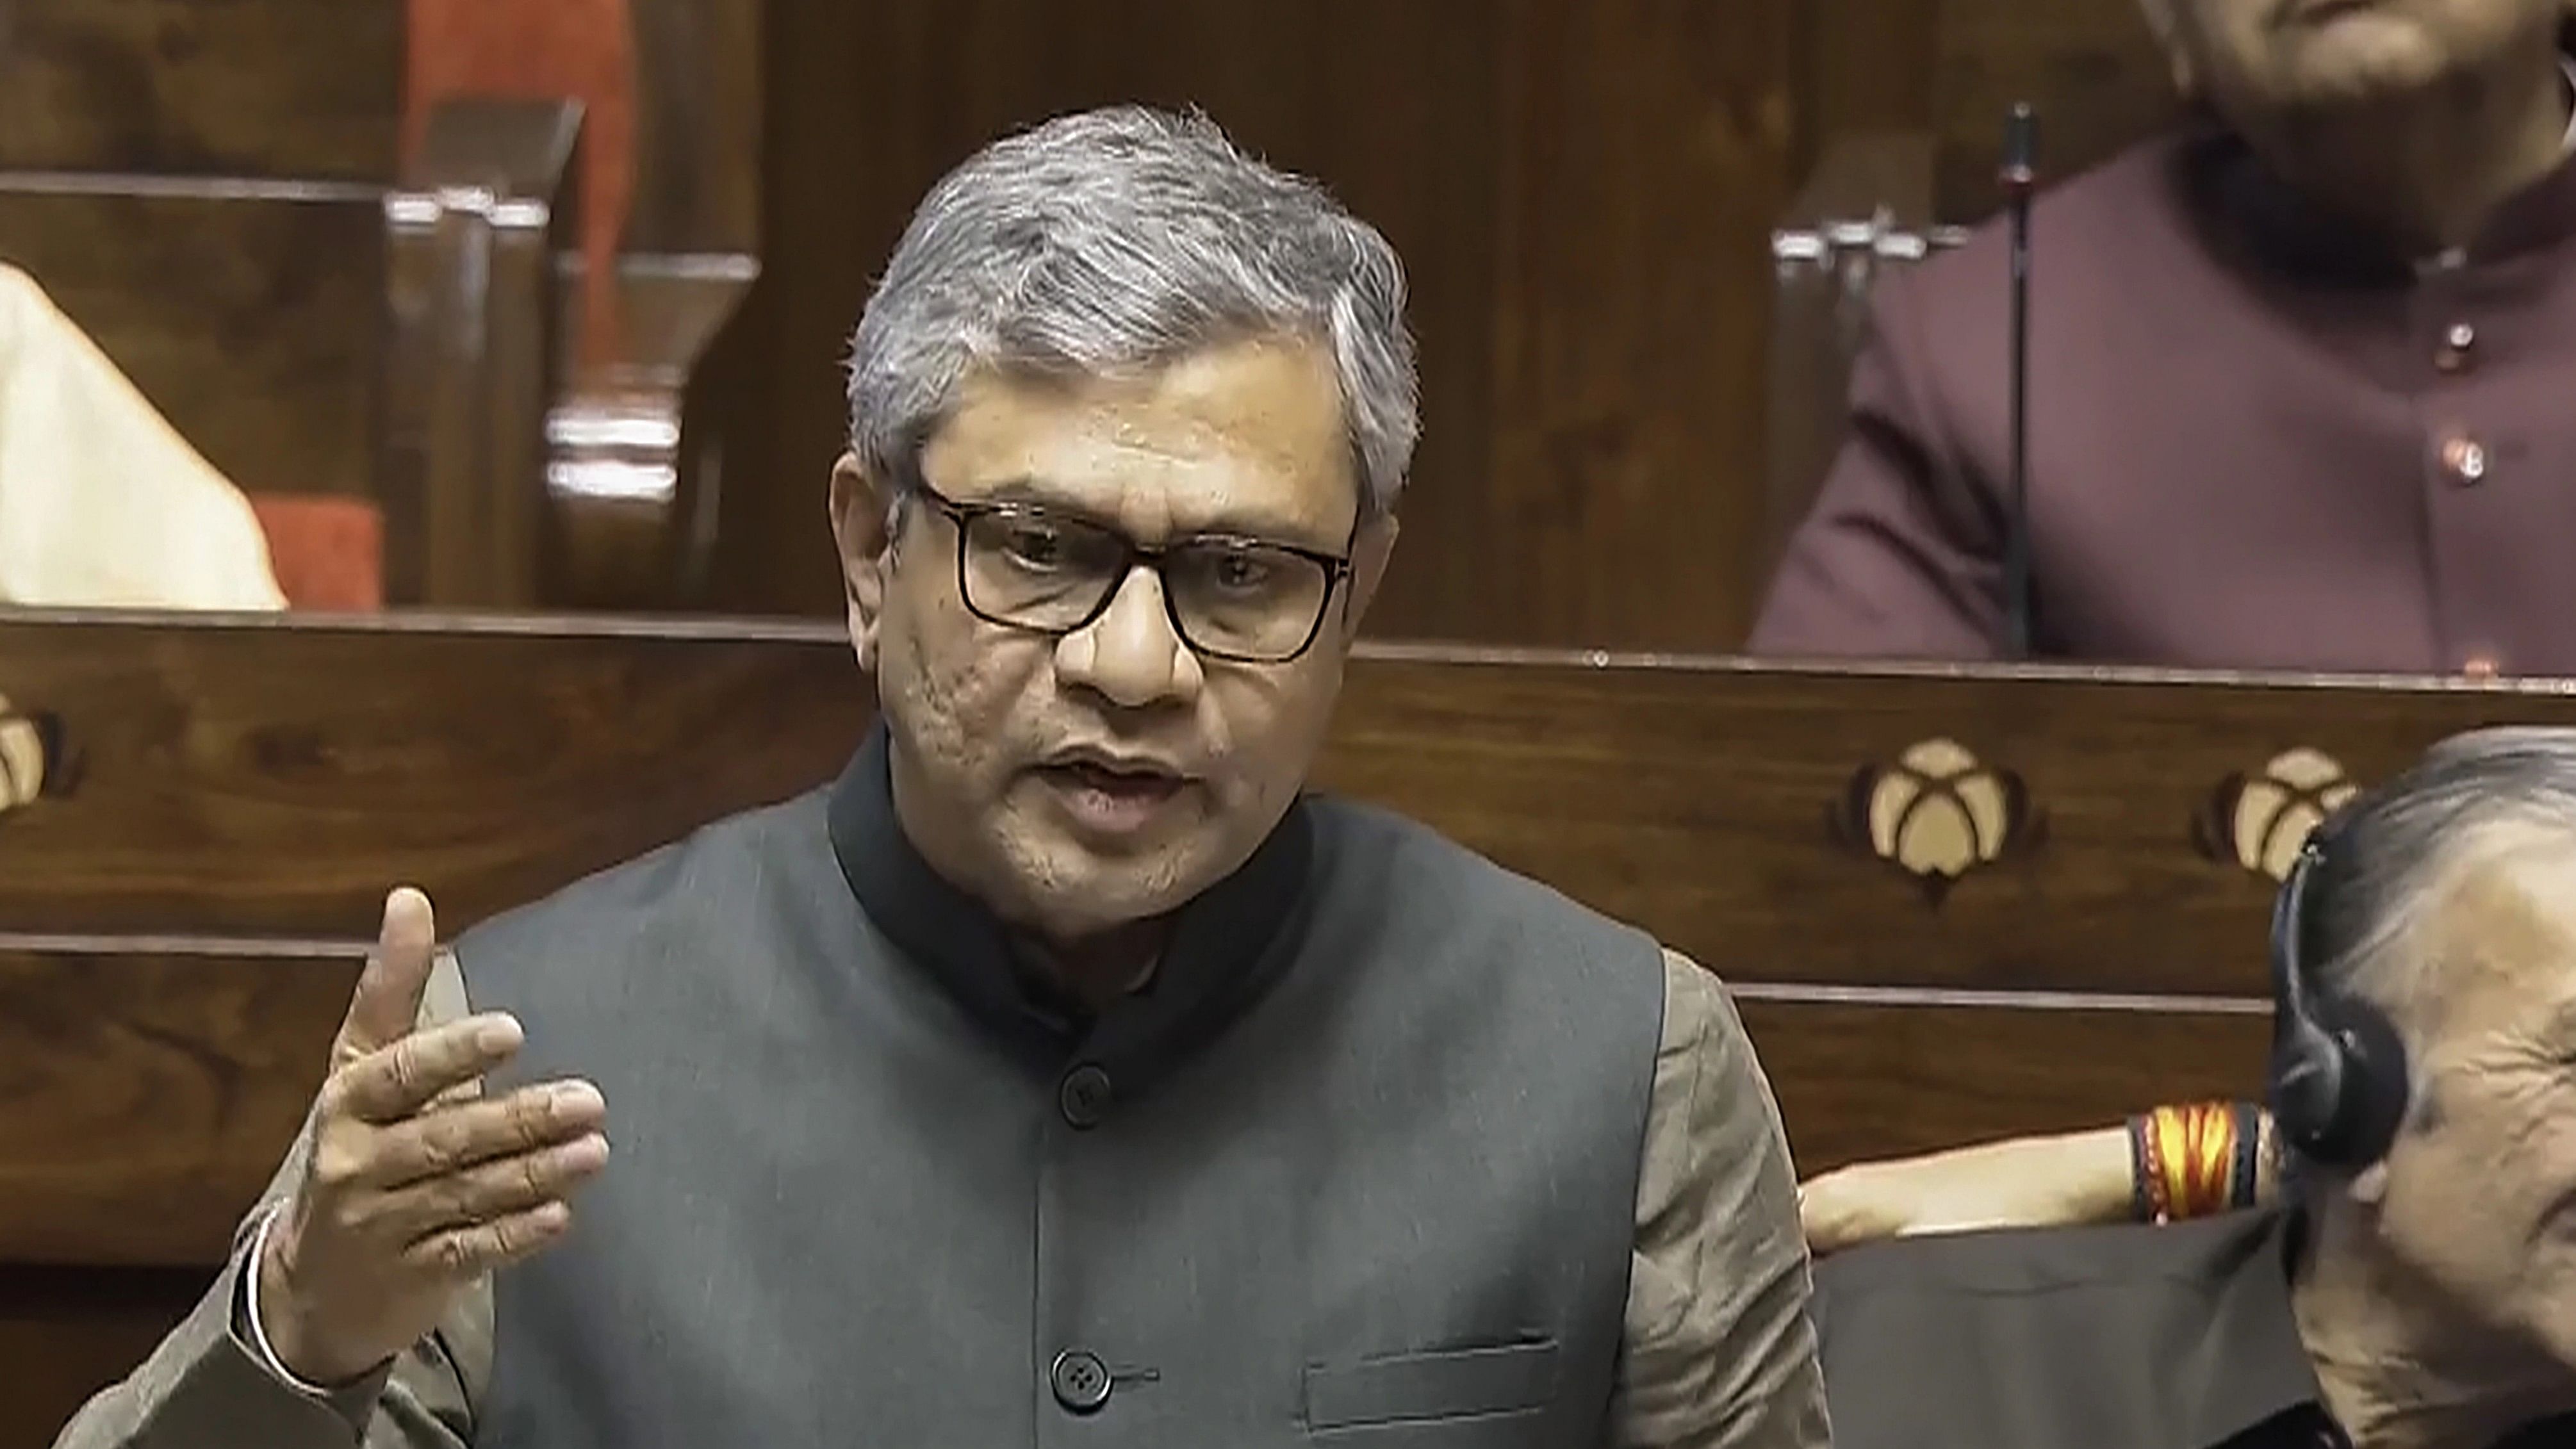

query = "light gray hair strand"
[{"left": 844, "top": 105, "right": 1418, "bottom": 518}]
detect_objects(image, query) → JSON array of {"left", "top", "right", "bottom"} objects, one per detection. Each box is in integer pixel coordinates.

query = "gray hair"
[
  {"left": 2301, "top": 727, "right": 2576, "bottom": 1015},
  {"left": 2274, "top": 728, "right": 2576, "bottom": 1194},
  {"left": 845, "top": 105, "right": 1418, "bottom": 518}
]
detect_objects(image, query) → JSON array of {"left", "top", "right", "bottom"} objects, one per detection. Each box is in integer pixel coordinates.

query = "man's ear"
[
  {"left": 2348, "top": 1160, "right": 2391, "bottom": 1209},
  {"left": 1338, "top": 512, "right": 1400, "bottom": 642},
  {"left": 828, "top": 450, "right": 898, "bottom": 673}
]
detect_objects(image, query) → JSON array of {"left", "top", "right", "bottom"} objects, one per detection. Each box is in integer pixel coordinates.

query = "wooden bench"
[{"left": 10, "top": 612, "right": 2575, "bottom": 1441}]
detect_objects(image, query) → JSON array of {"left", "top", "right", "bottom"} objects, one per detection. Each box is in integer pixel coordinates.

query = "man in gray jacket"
[{"left": 54, "top": 105, "right": 1827, "bottom": 1449}]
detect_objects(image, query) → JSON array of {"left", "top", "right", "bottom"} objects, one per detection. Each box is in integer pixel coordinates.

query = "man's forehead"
[{"left": 922, "top": 337, "right": 1354, "bottom": 534}]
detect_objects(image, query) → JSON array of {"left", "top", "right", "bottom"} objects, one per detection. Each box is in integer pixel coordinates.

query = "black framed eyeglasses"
[{"left": 906, "top": 480, "right": 1354, "bottom": 664}]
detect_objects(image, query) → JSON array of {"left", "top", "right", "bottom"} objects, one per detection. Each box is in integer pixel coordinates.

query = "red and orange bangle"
[{"left": 2129, "top": 1101, "right": 2254, "bottom": 1223}]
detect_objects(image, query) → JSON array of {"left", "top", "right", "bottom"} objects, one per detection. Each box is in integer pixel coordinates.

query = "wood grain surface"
[
  {"left": 0, "top": 187, "right": 384, "bottom": 500},
  {"left": 694, "top": 0, "right": 1798, "bottom": 646},
  {"left": 4, "top": 615, "right": 2571, "bottom": 992},
  {"left": 0, "top": 0, "right": 404, "bottom": 176}
]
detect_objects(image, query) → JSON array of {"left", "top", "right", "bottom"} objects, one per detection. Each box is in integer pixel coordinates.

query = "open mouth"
[{"left": 1037, "top": 758, "right": 1190, "bottom": 836}]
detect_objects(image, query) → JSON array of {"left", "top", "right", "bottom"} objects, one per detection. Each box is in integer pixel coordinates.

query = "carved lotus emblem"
[
  {"left": 0, "top": 695, "right": 69, "bottom": 817},
  {"left": 1832, "top": 738, "right": 2039, "bottom": 900},
  {"left": 2195, "top": 748, "right": 2356, "bottom": 882}
]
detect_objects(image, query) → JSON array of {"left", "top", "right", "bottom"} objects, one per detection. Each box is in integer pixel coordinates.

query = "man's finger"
[
  {"left": 341, "top": 887, "right": 441, "bottom": 1054},
  {"left": 381, "top": 1133, "right": 609, "bottom": 1239},
  {"left": 361, "top": 1080, "right": 607, "bottom": 1189},
  {"left": 332, "top": 1013, "right": 524, "bottom": 1124},
  {"left": 405, "top": 1200, "right": 577, "bottom": 1281}
]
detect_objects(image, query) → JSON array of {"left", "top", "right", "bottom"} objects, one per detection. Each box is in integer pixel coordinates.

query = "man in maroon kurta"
[{"left": 1752, "top": 3, "right": 2576, "bottom": 676}]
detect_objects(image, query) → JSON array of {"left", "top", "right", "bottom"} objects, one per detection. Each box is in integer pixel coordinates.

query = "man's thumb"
[{"left": 342, "top": 887, "right": 438, "bottom": 1051}]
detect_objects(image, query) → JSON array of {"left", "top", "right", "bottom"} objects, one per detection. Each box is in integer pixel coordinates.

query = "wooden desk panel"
[
  {"left": 0, "top": 944, "right": 349, "bottom": 1268},
  {"left": 1327, "top": 650, "right": 2576, "bottom": 996},
  {"left": 0, "top": 616, "right": 867, "bottom": 937},
  {"left": 0, "top": 1266, "right": 208, "bottom": 1449},
  {"left": 6, "top": 616, "right": 2572, "bottom": 995}
]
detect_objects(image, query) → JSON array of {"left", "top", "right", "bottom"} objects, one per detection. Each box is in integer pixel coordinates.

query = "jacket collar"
[{"left": 824, "top": 721, "right": 1319, "bottom": 1088}]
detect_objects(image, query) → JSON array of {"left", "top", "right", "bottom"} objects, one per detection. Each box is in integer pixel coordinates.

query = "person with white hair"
[{"left": 1813, "top": 729, "right": 2576, "bottom": 1449}]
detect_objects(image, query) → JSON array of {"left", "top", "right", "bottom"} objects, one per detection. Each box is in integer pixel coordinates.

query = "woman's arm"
[{"left": 1800, "top": 1102, "right": 2276, "bottom": 1256}]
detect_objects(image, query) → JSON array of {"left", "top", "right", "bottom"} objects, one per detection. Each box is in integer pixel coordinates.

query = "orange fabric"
[
  {"left": 247, "top": 495, "right": 385, "bottom": 612},
  {"left": 405, "top": 0, "right": 637, "bottom": 368}
]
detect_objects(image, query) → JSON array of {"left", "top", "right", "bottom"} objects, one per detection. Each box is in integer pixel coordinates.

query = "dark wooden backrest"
[
  {"left": 0, "top": 183, "right": 388, "bottom": 501},
  {"left": 0, "top": 2, "right": 406, "bottom": 502},
  {"left": 13, "top": 615, "right": 2576, "bottom": 1441},
  {"left": 0, "top": 0, "right": 407, "bottom": 176}
]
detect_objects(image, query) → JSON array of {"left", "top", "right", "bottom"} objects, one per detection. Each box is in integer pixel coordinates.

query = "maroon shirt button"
[
  {"left": 2439, "top": 435, "right": 2488, "bottom": 486},
  {"left": 2435, "top": 322, "right": 2476, "bottom": 373}
]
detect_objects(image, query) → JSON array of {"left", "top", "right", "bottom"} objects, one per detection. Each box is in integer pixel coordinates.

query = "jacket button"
[
  {"left": 1059, "top": 1064, "right": 1112, "bottom": 1128},
  {"left": 2439, "top": 434, "right": 2488, "bottom": 486},
  {"left": 1051, "top": 1349, "right": 1112, "bottom": 1413}
]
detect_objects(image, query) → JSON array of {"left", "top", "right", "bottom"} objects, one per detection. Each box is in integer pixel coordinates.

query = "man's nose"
[{"left": 1055, "top": 567, "right": 1202, "bottom": 708}]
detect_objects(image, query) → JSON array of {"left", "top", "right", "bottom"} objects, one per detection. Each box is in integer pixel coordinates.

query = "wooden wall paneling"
[
  {"left": 694, "top": 0, "right": 931, "bottom": 621},
  {"left": 1436, "top": 0, "right": 1784, "bottom": 649},
  {"left": 0, "top": 0, "right": 405, "bottom": 176},
  {"left": 1785, "top": 0, "right": 1946, "bottom": 180},
  {"left": 1321, "top": 651, "right": 2576, "bottom": 996},
  {"left": 0, "top": 186, "right": 385, "bottom": 500},
  {"left": 623, "top": 0, "right": 762, "bottom": 256},
  {"left": 701, "top": 0, "right": 1514, "bottom": 625},
  {"left": 1291, "top": 4, "right": 1504, "bottom": 651},
  {"left": 1930, "top": 0, "right": 2175, "bottom": 221}
]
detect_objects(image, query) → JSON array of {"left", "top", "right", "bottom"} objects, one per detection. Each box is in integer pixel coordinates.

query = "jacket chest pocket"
[{"left": 1302, "top": 1339, "right": 1559, "bottom": 1441}]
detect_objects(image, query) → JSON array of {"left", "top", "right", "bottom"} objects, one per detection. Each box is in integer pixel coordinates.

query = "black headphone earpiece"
[{"left": 2265, "top": 834, "right": 2411, "bottom": 1172}]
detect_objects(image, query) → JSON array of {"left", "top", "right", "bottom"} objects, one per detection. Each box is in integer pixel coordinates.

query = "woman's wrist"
[{"left": 2127, "top": 1101, "right": 2267, "bottom": 1222}]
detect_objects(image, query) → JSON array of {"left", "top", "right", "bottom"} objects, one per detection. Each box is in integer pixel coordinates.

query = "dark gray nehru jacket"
[{"left": 458, "top": 725, "right": 1669, "bottom": 1447}]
